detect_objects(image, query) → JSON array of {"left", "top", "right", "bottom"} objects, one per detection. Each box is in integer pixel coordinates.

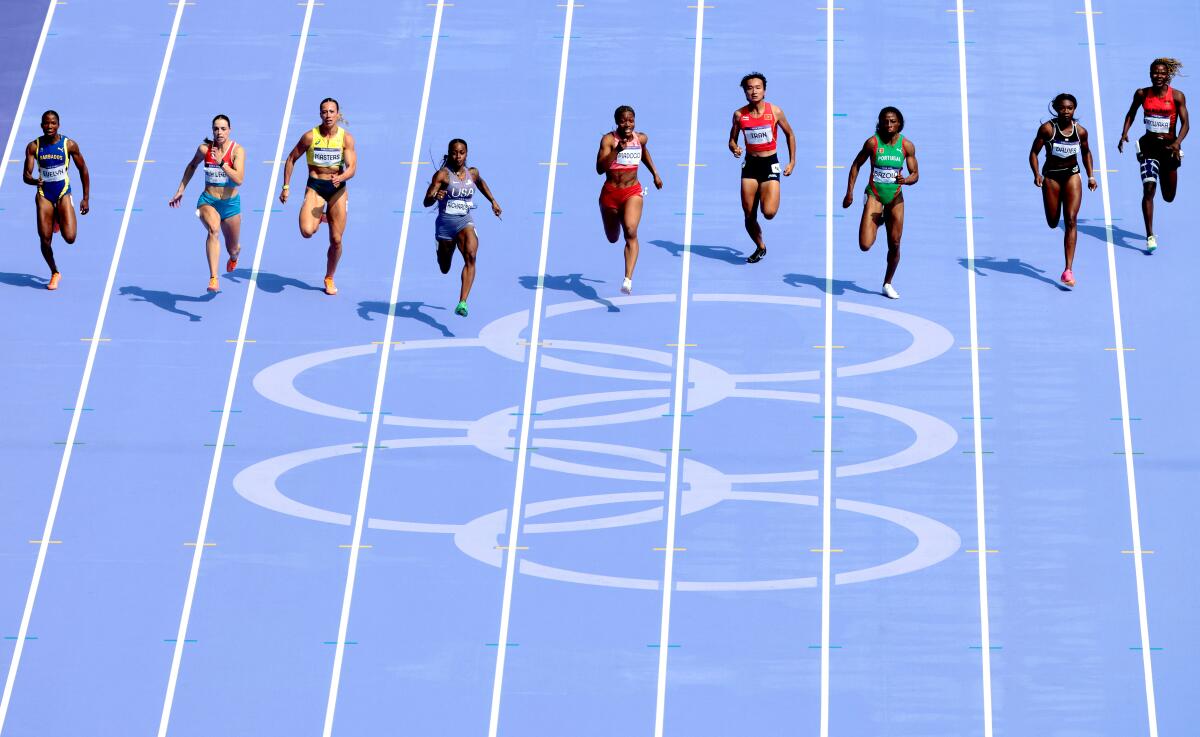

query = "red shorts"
[{"left": 599, "top": 181, "right": 644, "bottom": 210}]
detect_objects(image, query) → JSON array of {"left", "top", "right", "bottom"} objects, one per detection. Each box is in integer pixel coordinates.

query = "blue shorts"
[
  {"left": 307, "top": 177, "right": 345, "bottom": 202},
  {"left": 197, "top": 191, "right": 241, "bottom": 220},
  {"left": 435, "top": 213, "right": 473, "bottom": 242},
  {"left": 38, "top": 180, "right": 71, "bottom": 204}
]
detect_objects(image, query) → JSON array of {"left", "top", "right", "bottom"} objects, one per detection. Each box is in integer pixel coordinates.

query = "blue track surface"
[{"left": 0, "top": 2, "right": 1196, "bottom": 736}]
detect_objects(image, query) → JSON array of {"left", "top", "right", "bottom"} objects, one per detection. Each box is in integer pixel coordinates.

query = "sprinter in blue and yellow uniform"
[
  {"left": 22, "top": 110, "right": 90, "bottom": 291},
  {"left": 280, "top": 98, "right": 357, "bottom": 296}
]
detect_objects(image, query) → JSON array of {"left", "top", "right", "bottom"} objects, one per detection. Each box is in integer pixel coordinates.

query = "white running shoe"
[
  {"left": 882, "top": 283, "right": 900, "bottom": 299},
  {"left": 1146, "top": 234, "right": 1158, "bottom": 253},
  {"left": 621, "top": 277, "right": 633, "bottom": 295}
]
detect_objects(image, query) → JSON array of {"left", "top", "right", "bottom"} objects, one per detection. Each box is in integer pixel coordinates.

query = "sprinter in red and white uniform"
[
  {"left": 1119, "top": 57, "right": 1189, "bottom": 252},
  {"left": 728, "top": 72, "right": 796, "bottom": 263},
  {"left": 596, "top": 105, "right": 662, "bottom": 295}
]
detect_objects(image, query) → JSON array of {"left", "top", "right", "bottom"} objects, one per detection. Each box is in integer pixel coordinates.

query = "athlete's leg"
[
  {"left": 299, "top": 187, "right": 324, "bottom": 239},
  {"left": 455, "top": 224, "right": 478, "bottom": 304},
  {"left": 1141, "top": 180, "right": 1157, "bottom": 237},
  {"left": 758, "top": 180, "right": 781, "bottom": 221},
  {"left": 221, "top": 213, "right": 242, "bottom": 266},
  {"left": 437, "top": 238, "right": 456, "bottom": 274},
  {"left": 1160, "top": 166, "right": 1178, "bottom": 202},
  {"left": 1041, "top": 175, "right": 1063, "bottom": 228},
  {"left": 600, "top": 203, "right": 622, "bottom": 244},
  {"left": 35, "top": 194, "right": 57, "bottom": 275},
  {"left": 883, "top": 197, "right": 905, "bottom": 286},
  {"left": 858, "top": 193, "right": 884, "bottom": 251},
  {"left": 1060, "top": 175, "right": 1083, "bottom": 270},
  {"left": 55, "top": 194, "right": 78, "bottom": 244},
  {"left": 741, "top": 178, "right": 764, "bottom": 252},
  {"left": 620, "top": 194, "right": 644, "bottom": 280},
  {"left": 198, "top": 204, "right": 222, "bottom": 279},
  {"left": 324, "top": 187, "right": 348, "bottom": 279}
]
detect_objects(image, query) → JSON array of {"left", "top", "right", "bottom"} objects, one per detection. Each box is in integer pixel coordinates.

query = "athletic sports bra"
[
  {"left": 1045, "top": 120, "right": 1081, "bottom": 166},
  {"left": 307, "top": 125, "right": 345, "bottom": 168},
  {"left": 738, "top": 102, "right": 778, "bottom": 155},
  {"left": 608, "top": 132, "right": 642, "bottom": 172},
  {"left": 438, "top": 168, "right": 475, "bottom": 217},
  {"left": 1142, "top": 87, "right": 1177, "bottom": 136},
  {"left": 35, "top": 135, "right": 70, "bottom": 183},
  {"left": 203, "top": 142, "right": 237, "bottom": 187}
]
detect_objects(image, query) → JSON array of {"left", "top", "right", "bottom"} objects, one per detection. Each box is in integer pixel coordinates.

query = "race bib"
[
  {"left": 872, "top": 166, "right": 900, "bottom": 183},
  {"left": 1050, "top": 141, "right": 1080, "bottom": 158},
  {"left": 312, "top": 147, "right": 342, "bottom": 167},
  {"left": 204, "top": 163, "right": 229, "bottom": 186},
  {"left": 615, "top": 148, "right": 642, "bottom": 167},
  {"left": 444, "top": 199, "right": 470, "bottom": 216},
  {"left": 1145, "top": 115, "right": 1171, "bottom": 134},
  {"left": 745, "top": 126, "right": 774, "bottom": 146},
  {"left": 39, "top": 164, "right": 66, "bottom": 182}
]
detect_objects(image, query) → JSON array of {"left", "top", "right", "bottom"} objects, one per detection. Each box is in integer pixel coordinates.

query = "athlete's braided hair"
[
  {"left": 438, "top": 138, "right": 468, "bottom": 172},
  {"left": 875, "top": 106, "right": 905, "bottom": 135},
  {"left": 1151, "top": 58, "right": 1183, "bottom": 81},
  {"left": 203, "top": 114, "right": 231, "bottom": 147},
  {"left": 1047, "top": 93, "right": 1078, "bottom": 123}
]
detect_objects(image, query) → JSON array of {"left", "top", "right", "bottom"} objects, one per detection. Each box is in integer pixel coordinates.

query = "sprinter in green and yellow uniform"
[{"left": 843, "top": 107, "right": 918, "bottom": 299}]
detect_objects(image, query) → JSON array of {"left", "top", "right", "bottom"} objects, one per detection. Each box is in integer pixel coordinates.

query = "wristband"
[{"left": 281, "top": 184, "right": 290, "bottom": 190}]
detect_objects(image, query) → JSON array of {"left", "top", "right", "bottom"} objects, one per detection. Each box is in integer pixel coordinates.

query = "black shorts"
[
  {"left": 307, "top": 176, "right": 346, "bottom": 202},
  {"left": 1136, "top": 134, "right": 1182, "bottom": 183},
  {"left": 1042, "top": 164, "right": 1079, "bottom": 184},
  {"left": 741, "top": 153, "right": 781, "bottom": 182}
]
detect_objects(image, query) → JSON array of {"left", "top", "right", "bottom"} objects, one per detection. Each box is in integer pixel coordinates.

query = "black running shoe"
[{"left": 746, "top": 247, "right": 767, "bottom": 264}]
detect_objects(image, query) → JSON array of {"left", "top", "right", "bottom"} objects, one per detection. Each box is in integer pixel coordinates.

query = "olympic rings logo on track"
[{"left": 234, "top": 293, "right": 963, "bottom": 591}]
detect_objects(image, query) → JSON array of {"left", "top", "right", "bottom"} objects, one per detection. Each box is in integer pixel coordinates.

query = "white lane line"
[
  {"left": 0, "top": 1, "right": 189, "bottom": 729},
  {"left": 819, "top": 3, "right": 835, "bottom": 736},
  {"left": 952, "top": 3, "right": 994, "bottom": 736},
  {"left": 651, "top": 5, "right": 705, "bottom": 737},
  {"left": 0, "top": 0, "right": 55, "bottom": 193},
  {"left": 320, "top": 3, "right": 447, "bottom": 735},
  {"left": 1080, "top": 3, "right": 1158, "bottom": 735},
  {"left": 486, "top": 4, "right": 575, "bottom": 736},
  {"left": 155, "top": 3, "right": 319, "bottom": 735}
]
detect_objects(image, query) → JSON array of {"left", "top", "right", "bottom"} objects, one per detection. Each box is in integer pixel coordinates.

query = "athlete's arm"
[
  {"left": 67, "top": 139, "right": 90, "bottom": 214},
  {"left": 280, "top": 131, "right": 312, "bottom": 204},
  {"left": 422, "top": 168, "right": 449, "bottom": 207},
  {"left": 1172, "top": 89, "right": 1188, "bottom": 151},
  {"left": 1118, "top": 88, "right": 1144, "bottom": 152},
  {"left": 21, "top": 141, "right": 38, "bottom": 187},
  {"left": 596, "top": 132, "right": 620, "bottom": 174},
  {"left": 1029, "top": 122, "right": 1051, "bottom": 186},
  {"left": 900, "top": 138, "right": 918, "bottom": 186},
  {"left": 223, "top": 143, "right": 245, "bottom": 188},
  {"left": 471, "top": 167, "right": 503, "bottom": 218},
  {"left": 169, "top": 144, "right": 206, "bottom": 207},
  {"left": 332, "top": 132, "right": 356, "bottom": 185},
  {"left": 774, "top": 106, "right": 797, "bottom": 176},
  {"left": 841, "top": 138, "right": 872, "bottom": 208},
  {"left": 1079, "top": 126, "right": 1097, "bottom": 191},
  {"left": 728, "top": 111, "right": 743, "bottom": 158},
  {"left": 639, "top": 133, "right": 664, "bottom": 190}
]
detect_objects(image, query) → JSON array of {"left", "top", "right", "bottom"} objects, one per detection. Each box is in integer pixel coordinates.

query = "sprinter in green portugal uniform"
[{"left": 843, "top": 107, "right": 918, "bottom": 299}]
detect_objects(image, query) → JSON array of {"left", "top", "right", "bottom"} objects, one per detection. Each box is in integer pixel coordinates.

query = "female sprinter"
[
  {"left": 596, "top": 105, "right": 663, "bottom": 295},
  {"left": 423, "top": 138, "right": 502, "bottom": 317},
  {"left": 1118, "top": 57, "right": 1189, "bottom": 252},
  {"left": 842, "top": 107, "right": 918, "bottom": 299},
  {"left": 280, "top": 98, "right": 357, "bottom": 294},
  {"left": 728, "top": 72, "right": 796, "bottom": 264},
  {"left": 1029, "top": 93, "right": 1096, "bottom": 288},
  {"left": 169, "top": 114, "right": 244, "bottom": 292},
  {"left": 22, "top": 110, "right": 90, "bottom": 290}
]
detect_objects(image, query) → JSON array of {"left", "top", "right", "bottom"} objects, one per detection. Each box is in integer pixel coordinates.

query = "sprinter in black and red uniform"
[
  {"left": 728, "top": 72, "right": 796, "bottom": 264},
  {"left": 1119, "top": 57, "right": 1189, "bottom": 252}
]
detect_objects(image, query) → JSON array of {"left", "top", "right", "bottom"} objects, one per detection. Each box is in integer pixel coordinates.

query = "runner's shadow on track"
[
  {"left": 782, "top": 272, "right": 877, "bottom": 296},
  {"left": 224, "top": 268, "right": 325, "bottom": 293},
  {"left": 356, "top": 300, "right": 453, "bottom": 337},
  {"left": 958, "top": 257, "right": 1071, "bottom": 291},
  {"left": 1076, "top": 220, "right": 1149, "bottom": 254},
  {"left": 649, "top": 239, "right": 747, "bottom": 265},
  {"left": 518, "top": 273, "right": 619, "bottom": 312},
  {"left": 0, "top": 272, "right": 49, "bottom": 290},
  {"left": 117, "top": 285, "right": 217, "bottom": 322}
]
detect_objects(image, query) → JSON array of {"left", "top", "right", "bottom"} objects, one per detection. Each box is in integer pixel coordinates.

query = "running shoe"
[
  {"left": 324, "top": 276, "right": 338, "bottom": 296},
  {"left": 1061, "top": 269, "right": 1075, "bottom": 287},
  {"left": 455, "top": 300, "right": 468, "bottom": 317},
  {"left": 47, "top": 272, "right": 61, "bottom": 291},
  {"left": 437, "top": 241, "right": 455, "bottom": 274},
  {"left": 621, "top": 277, "right": 632, "bottom": 295},
  {"left": 226, "top": 257, "right": 238, "bottom": 273},
  {"left": 746, "top": 247, "right": 767, "bottom": 264},
  {"left": 207, "top": 277, "right": 219, "bottom": 293},
  {"left": 882, "top": 283, "right": 900, "bottom": 299},
  {"left": 1146, "top": 234, "right": 1157, "bottom": 253}
]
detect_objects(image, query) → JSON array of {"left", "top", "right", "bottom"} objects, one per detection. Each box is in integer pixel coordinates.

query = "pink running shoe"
[{"left": 1061, "top": 269, "right": 1075, "bottom": 287}]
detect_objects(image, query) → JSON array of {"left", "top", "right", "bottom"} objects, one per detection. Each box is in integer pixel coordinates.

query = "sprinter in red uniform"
[
  {"left": 728, "top": 72, "right": 796, "bottom": 264},
  {"left": 596, "top": 105, "right": 662, "bottom": 295}
]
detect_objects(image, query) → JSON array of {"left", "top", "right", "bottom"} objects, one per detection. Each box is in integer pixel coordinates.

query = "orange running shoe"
[
  {"left": 226, "top": 257, "right": 238, "bottom": 273},
  {"left": 323, "top": 276, "right": 338, "bottom": 295},
  {"left": 207, "top": 277, "right": 219, "bottom": 292},
  {"left": 47, "top": 272, "right": 61, "bottom": 290}
]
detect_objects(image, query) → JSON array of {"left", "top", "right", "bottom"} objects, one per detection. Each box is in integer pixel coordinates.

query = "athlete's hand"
[
  {"left": 653, "top": 175, "right": 663, "bottom": 190},
  {"left": 491, "top": 201, "right": 502, "bottom": 217},
  {"left": 730, "top": 143, "right": 743, "bottom": 158},
  {"left": 168, "top": 189, "right": 184, "bottom": 208},
  {"left": 434, "top": 188, "right": 447, "bottom": 200},
  {"left": 279, "top": 187, "right": 290, "bottom": 204},
  {"left": 1169, "top": 141, "right": 1183, "bottom": 159},
  {"left": 1034, "top": 174, "right": 1044, "bottom": 188},
  {"left": 1087, "top": 176, "right": 1098, "bottom": 191},
  {"left": 783, "top": 161, "right": 795, "bottom": 176},
  {"left": 1117, "top": 134, "right": 1128, "bottom": 153},
  {"left": 331, "top": 172, "right": 344, "bottom": 186},
  {"left": 79, "top": 197, "right": 89, "bottom": 215},
  {"left": 842, "top": 193, "right": 853, "bottom": 208}
]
